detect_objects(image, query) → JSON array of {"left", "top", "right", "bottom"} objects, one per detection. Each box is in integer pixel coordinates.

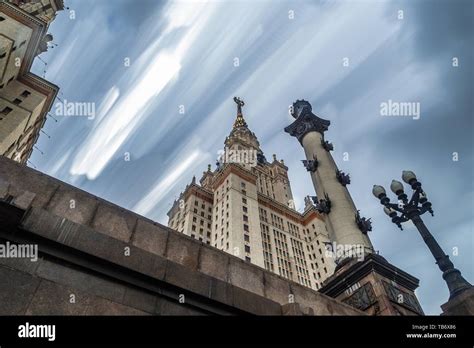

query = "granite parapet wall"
[{"left": 0, "top": 156, "right": 364, "bottom": 316}]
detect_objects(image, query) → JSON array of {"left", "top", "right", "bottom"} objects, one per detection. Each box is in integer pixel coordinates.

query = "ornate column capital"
[{"left": 284, "top": 100, "right": 330, "bottom": 143}]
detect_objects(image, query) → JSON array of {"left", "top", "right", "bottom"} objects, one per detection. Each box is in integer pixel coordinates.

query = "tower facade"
[
  {"left": 9, "top": 0, "right": 64, "bottom": 26},
  {"left": 0, "top": 0, "right": 63, "bottom": 164},
  {"left": 168, "top": 98, "right": 337, "bottom": 290}
]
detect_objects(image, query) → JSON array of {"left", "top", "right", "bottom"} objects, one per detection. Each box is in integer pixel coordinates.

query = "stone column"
[{"left": 285, "top": 100, "right": 373, "bottom": 254}]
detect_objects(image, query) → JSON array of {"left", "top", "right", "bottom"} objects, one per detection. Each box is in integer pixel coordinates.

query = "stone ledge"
[
  {"left": 90, "top": 202, "right": 137, "bottom": 243},
  {"left": 131, "top": 218, "right": 168, "bottom": 257},
  {"left": 0, "top": 156, "right": 365, "bottom": 316},
  {"left": 18, "top": 207, "right": 282, "bottom": 315},
  {"left": 0, "top": 266, "right": 40, "bottom": 315},
  {"left": 282, "top": 303, "right": 315, "bottom": 316},
  {"left": 229, "top": 257, "right": 265, "bottom": 297}
]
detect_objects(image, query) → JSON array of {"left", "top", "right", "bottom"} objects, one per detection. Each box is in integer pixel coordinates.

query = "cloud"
[
  {"left": 133, "top": 149, "right": 206, "bottom": 217},
  {"left": 68, "top": 1, "right": 219, "bottom": 180},
  {"left": 69, "top": 49, "right": 182, "bottom": 179}
]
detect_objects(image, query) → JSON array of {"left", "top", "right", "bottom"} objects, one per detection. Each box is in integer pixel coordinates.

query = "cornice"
[
  {"left": 211, "top": 163, "right": 258, "bottom": 189},
  {"left": 0, "top": 2, "right": 47, "bottom": 75},
  {"left": 319, "top": 254, "right": 420, "bottom": 297},
  {"left": 257, "top": 193, "right": 324, "bottom": 225},
  {"left": 184, "top": 184, "right": 213, "bottom": 204}
]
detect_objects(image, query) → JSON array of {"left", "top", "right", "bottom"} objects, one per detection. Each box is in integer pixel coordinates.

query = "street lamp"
[{"left": 373, "top": 171, "right": 472, "bottom": 300}]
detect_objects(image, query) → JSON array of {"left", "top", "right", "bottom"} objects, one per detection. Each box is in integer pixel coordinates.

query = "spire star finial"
[
  {"left": 232, "top": 97, "right": 247, "bottom": 129},
  {"left": 233, "top": 96, "right": 245, "bottom": 115}
]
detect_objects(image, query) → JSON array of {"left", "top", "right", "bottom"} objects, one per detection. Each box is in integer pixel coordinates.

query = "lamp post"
[{"left": 373, "top": 171, "right": 472, "bottom": 300}]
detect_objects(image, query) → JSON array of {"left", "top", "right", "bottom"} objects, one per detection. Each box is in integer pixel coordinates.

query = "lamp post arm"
[
  {"left": 385, "top": 203, "right": 405, "bottom": 213},
  {"left": 411, "top": 214, "right": 472, "bottom": 299},
  {"left": 411, "top": 215, "right": 449, "bottom": 266}
]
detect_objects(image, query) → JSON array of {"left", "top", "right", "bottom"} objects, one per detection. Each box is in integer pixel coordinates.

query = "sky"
[{"left": 29, "top": 0, "right": 473, "bottom": 315}]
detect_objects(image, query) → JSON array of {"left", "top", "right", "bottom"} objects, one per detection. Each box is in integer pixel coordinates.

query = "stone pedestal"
[
  {"left": 441, "top": 287, "right": 474, "bottom": 315},
  {"left": 319, "top": 254, "right": 424, "bottom": 316}
]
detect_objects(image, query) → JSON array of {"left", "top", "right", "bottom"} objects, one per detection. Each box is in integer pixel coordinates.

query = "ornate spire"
[{"left": 233, "top": 96, "right": 248, "bottom": 129}]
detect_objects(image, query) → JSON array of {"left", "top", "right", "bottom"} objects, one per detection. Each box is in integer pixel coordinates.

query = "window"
[
  {"left": 243, "top": 206, "right": 248, "bottom": 213},
  {"left": 194, "top": 201, "right": 198, "bottom": 206},
  {"left": 1, "top": 107, "right": 13, "bottom": 115},
  {"left": 242, "top": 198, "right": 247, "bottom": 204},
  {"left": 245, "top": 257, "right": 251, "bottom": 262},
  {"left": 244, "top": 235, "right": 250, "bottom": 242},
  {"left": 241, "top": 182, "right": 246, "bottom": 188},
  {"left": 243, "top": 224, "right": 249, "bottom": 232},
  {"left": 243, "top": 215, "right": 248, "bottom": 222},
  {"left": 192, "top": 225, "right": 196, "bottom": 231},
  {"left": 245, "top": 245, "right": 250, "bottom": 253}
]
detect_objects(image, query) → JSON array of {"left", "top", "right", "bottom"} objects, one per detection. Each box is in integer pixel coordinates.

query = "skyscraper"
[{"left": 168, "top": 97, "right": 340, "bottom": 290}]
